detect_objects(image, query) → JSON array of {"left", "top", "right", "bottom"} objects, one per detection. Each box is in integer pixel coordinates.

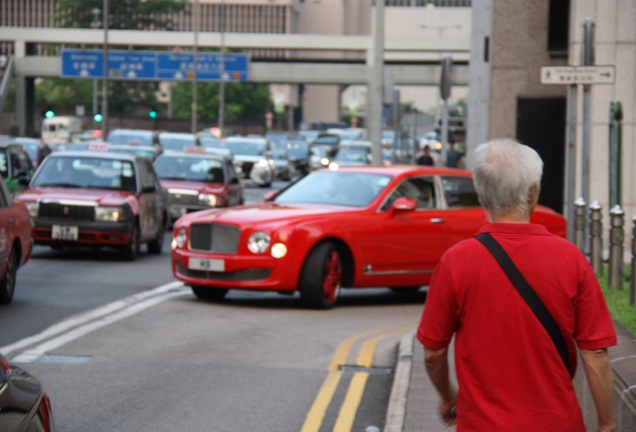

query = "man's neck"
[{"left": 490, "top": 212, "right": 531, "bottom": 224}]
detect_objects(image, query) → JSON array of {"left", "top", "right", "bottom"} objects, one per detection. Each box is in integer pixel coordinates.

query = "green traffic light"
[
  {"left": 45, "top": 110, "right": 55, "bottom": 119},
  {"left": 94, "top": 113, "right": 103, "bottom": 123},
  {"left": 149, "top": 110, "right": 157, "bottom": 119}
]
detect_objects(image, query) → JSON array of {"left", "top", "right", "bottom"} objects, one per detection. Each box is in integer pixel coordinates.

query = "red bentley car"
[
  {"left": 170, "top": 165, "right": 566, "bottom": 309},
  {"left": 0, "top": 178, "right": 32, "bottom": 304}
]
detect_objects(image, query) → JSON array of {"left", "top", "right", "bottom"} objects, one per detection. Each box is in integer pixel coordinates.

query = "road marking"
[
  {"left": 1, "top": 281, "right": 187, "bottom": 360},
  {"left": 301, "top": 321, "right": 417, "bottom": 432}
]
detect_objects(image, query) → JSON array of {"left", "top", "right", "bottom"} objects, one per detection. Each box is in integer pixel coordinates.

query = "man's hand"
[{"left": 438, "top": 397, "right": 457, "bottom": 426}]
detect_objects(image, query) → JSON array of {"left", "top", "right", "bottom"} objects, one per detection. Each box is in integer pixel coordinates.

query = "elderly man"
[{"left": 417, "top": 138, "right": 617, "bottom": 431}]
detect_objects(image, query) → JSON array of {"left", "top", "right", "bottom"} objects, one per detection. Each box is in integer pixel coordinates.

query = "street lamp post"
[
  {"left": 92, "top": 8, "right": 100, "bottom": 123},
  {"left": 191, "top": 0, "right": 200, "bottom": 134},
  {"left": 101, "top": 0, "right": 109, "bottom": 138},
  {"left": 218, "top": 0, "right": 226, "bottom": 135}
]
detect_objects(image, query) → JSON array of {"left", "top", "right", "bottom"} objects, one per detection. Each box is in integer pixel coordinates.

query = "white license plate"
[
  {"left": 52, "top": 225, "right": 79, "bottom": 241},
  {"left": 188, "top": 258, "right": 225, "bottom": 272}
]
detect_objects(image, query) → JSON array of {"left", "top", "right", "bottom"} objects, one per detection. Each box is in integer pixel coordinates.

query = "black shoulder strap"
[{"left": 475, "top": 232, "right": 572, "bottom": 377}]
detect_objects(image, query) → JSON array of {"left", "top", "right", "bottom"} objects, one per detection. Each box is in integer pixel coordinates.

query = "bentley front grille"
[{"left": 189, "top": 223, "right": 240, "bottom": 253}]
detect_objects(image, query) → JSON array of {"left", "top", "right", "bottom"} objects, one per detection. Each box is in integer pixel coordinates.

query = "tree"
[{"left": 171, "top": 81, "right": 271, "bottom": 124}]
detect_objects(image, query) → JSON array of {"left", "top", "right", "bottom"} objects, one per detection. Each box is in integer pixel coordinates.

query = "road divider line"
[
  {"left": 333, "top": 372, "right": 370, "bottom": 432},
  {"left": 356, "top": 329, "right": 412, "bottom": 368},
  {"left": 1, "top": 281, "right": 186, "bottom": 358},
  {"left": 301, "top": 321, "right": 417, "bottom": 432}
]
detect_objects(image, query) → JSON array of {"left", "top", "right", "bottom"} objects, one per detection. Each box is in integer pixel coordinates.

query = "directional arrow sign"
[{"left": 541, "top": 65, "right": 615, "bottom": 85}]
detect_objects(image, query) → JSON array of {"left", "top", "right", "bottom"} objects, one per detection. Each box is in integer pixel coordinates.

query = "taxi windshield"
[
  {"left": 274, "top": 171, "right": 391, "bottom": 207},
  {"left": 32, "top": 156, "right": 137, "bottom": 191},
  {"left": 155, "top": 156, "right": 225, "bottom": 183}
]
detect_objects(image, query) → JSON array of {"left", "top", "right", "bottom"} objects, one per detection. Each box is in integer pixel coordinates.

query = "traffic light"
[
  {"left": 149, "top": 107, "right": 157, "bottom": 119},
  {"left": 40, "top": 105, "right": 54, "bottom": 118},
  {"left": 93, "top": 113, "right": 103, "bottom": 123}
]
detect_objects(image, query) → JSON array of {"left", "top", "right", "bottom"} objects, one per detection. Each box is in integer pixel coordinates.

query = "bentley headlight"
[
  {"left": 174, "top": 226, "right": 187, "bottom": 249},
  {"left": 199, "top": 194, "right": 218, "bottom": 207},
  {"left": 24, "top": 201, "right": 39, "bottom": 217},
  {"left": 95, "top": 205, "right": 131, "bottom": 222},
  {"left": 271, "top": 243, "right": 288, "bottom": 259},
  {"left": 247, "top": 231, "right": 271, "bottom": 254}
]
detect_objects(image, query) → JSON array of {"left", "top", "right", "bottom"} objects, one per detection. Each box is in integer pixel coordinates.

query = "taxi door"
[
  {"left": 226, "top": 162, "right": 244, "bottom": 206},
  {"left": 136, "top": 158, "right": 165, "bottom": 239}
]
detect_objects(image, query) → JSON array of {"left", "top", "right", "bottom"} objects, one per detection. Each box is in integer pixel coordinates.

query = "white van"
[{"left": 41, "top": 116, "right": 83, "bottom": 143}]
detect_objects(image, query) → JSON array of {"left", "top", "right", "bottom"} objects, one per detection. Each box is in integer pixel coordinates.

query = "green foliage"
[
  {"left": 36, "top": 78, "right": 95, "bottom": 112},
  {"left": 171, "top": 81, "right": 270, "bottom": 123},
  {"left": 55, "top": 0, "right": 188, "bottom": 30},
  {"left": 599, "top": 267, "right": 636, "bottom": 334}
]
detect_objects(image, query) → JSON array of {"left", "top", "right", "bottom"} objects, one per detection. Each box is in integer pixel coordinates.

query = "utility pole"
[
  {"left": 191, "top": 0, "right": 200, "bottom": 134},
  {"left": 218, "top": 0, "right": 226, "bottom": 135},
  {"left": 101, "top": 0, "right": 109, "bottom": 138},
  {"left": 369, "top": 0, "right": 384, "bottom": 165}
]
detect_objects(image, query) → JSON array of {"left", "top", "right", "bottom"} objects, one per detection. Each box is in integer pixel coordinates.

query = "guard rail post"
[
  {"left": 574, "top": 197, "right": 586, "bottom": 252},
  {"left": 589, "top": 201, "right": 603, "bottom": 275},
  {"left": 608, "top": 205, "right": 624, "bottom": 289}
]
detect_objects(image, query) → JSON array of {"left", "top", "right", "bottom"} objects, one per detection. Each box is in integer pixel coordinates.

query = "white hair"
[{"left": 472, "top": 138, "right": 543, "bottom": 216}]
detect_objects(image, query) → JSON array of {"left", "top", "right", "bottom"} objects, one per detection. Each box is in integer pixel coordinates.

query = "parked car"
[
  {"left": 170, "top": 165, "right": 566, "bottom": 309},
  {"left": 0, "top": 143, "right": 35, "bottom": 197},
  {"left": 158, "top": 132, "right": 200, "bottom": 152},
  {"left": 107, "top": 128, "right": 159, "bottom": 147},
  {"left": 223, "top": 137, "right": 274, "bottom": 187},
  {"left": 0, "top": 353, "right": 55, "bottom": 430},
  {"left": 0, "top": 178, "right": 32, "bottom": 304},
  {"left": 16, "top": 151, "right": 167, "bottom": 260},
  {"left": 6, "top": 137, "right": 52, "bottom": 167},
  {"left": 154, "top": 149, "right": 243, "bottom": 223}
]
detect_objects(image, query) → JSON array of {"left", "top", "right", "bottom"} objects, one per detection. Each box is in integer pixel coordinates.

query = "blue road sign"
[
  {"left": 156, "top": 52, "right": 249, "bottom": 82},
  {"left": 61, "top": 49, "right": 249, "bottom": 82},
  {"left": 61, "top": 50, "right": 104, "bottom": 78}
]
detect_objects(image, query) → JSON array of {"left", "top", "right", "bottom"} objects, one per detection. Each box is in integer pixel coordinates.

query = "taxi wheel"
[
  {"left": 300, "top": 242, "right": 341, "bottom": 309},
  {"left": 148, "top": 216, "right": 166, "bottom": 255},
  {"left": 191, "top": 285, "right": 228, "bottom": 301},
  {"left": 121, "top": 224, "right": 140, "bottom": 261},
  {"left": 0, "top": 249, "right": 17, "bottom": 305}
]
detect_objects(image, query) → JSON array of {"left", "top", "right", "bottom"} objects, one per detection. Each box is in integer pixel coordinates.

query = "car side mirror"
[
  {"left": 390, "top": 197, "right": 417, "bottom": 213},
  {"left": 141, "top": 185, "right": 156, "bottom": 193},
  {"left": 229, "top": 177, "right": 240, "bottom": 184}
]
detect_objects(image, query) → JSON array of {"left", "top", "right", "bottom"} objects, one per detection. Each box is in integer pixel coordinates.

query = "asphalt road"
[{"left": 0, "top": 178, "right": 428, "bottom": 431}]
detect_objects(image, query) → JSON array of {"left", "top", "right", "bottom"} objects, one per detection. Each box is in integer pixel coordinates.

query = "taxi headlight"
[
  {"left": 24, "top": 202, "right": 39, "bottom": 217},
  {"left": 95, "top": 205, "right": 131, "bottom": 222},
  {"left": 199, "top": 194, "right": 217, "bottom": 207},
  {"left": 247, "top": 231, "right": 270, "bottom": 254},
  {"left": 257, "top": 159, "right": 269, "bottom": 168},
  {"left": 174, "top": 226, "right": 187, "bottom": 249}
]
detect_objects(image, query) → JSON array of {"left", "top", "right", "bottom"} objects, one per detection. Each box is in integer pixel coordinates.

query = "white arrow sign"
[{"left": 541, "top": 65, "right": 615, "bottom": 85}]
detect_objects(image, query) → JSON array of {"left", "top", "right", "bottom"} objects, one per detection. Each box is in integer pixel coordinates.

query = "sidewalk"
[{"left": 384, "top": 331, "right": 456, "bottom": 432}]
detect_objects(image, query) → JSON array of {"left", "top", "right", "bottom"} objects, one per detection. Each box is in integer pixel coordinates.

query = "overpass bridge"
[{"left": 0, "top": 27, "right": 470, "bottom": 135}]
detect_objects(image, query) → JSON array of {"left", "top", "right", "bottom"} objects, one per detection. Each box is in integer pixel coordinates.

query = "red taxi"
[
  {"left": 17, "top": 151, "right": 167, "bottom": 261},
  {"left": 0, "top": 178, "right": 32, "bottom": 304},
  {"left": 170, "top": 165, "right": 566, "bottom": 309},
  {"left": 153, "top": 147, "right": 243, "bottom": 224}
]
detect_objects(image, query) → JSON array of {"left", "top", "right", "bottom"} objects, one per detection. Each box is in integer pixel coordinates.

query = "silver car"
[{"left": 224, "top": 137, "right": 275, "bottom": 187}]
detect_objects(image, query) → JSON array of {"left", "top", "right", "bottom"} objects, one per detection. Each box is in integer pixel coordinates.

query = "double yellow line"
[{"left": 301, "top": 321, "right": 417, "bottom": 432}]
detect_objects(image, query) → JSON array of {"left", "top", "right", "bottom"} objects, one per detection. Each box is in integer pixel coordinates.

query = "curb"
[{"left": 384, "top": 330, "right": 416, "bottom": 432}]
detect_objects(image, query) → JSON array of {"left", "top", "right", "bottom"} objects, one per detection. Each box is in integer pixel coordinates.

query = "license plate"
[
  {"left": 52, "top": 225, "right": 79, "bottom": 241},
  {"left": 188, "top": 258, "right": 225, "bottom": 272}
]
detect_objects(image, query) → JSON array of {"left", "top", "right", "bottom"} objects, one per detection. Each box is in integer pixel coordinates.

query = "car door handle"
[{"left": 430, "top": 218, "right": 445, "bottom": 224}]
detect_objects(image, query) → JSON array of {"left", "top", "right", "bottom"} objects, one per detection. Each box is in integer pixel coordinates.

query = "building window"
[{"left": 547, "top": 0, "right": 570, "bottom": 57}]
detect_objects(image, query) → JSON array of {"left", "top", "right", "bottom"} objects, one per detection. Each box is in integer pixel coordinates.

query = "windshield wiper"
[{"left": 37, "top": 182, "right": 82, "bottom": 188}]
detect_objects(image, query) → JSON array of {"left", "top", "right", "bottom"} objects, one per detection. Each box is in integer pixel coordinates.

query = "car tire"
[
  {"left": 121, "top": 223, "right": 140, "bottom": 261},
  {"left": 147, "top": 216, "right": 166, "bottom": 255},
  {"left": 191, "top": 285, "right": 228, "bottom": 301},
  {"left": 0, "top": 248, "right": 17, "bottom": 305},
  {"left": 300, "top": 242, "right": 342, "bottom": 309}
]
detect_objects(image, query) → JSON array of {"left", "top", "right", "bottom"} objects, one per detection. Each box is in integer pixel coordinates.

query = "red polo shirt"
[{"left": 418, "top": 223, "right": 617, "bottom": 431}]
